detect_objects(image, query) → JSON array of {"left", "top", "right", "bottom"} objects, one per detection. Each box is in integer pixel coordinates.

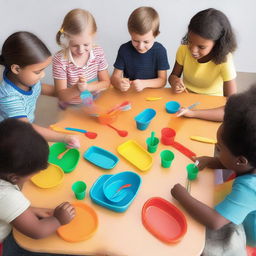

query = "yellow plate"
[
  {"left": 31, "top": 163, "right": 64, "bottom": 188},
  {"left": 190, "top": 136, "right": 216, "bottom": 144},
  {"left": 117, "top": 140, "right": 153, "bottom": 171},
  {"left": 146, "top": 97, "right": 162, "bottom": 101}
]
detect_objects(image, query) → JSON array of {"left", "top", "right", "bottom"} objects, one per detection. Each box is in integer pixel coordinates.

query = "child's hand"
[
  {"left": 177, "top": 107, "right": 195, "bottom": 118},
  {"left": 172, "top": 78, "right": 186, "bottom": 94},
  {"left": 77, "top": 77, "right": 88, "bottom": 92},
  {"left": 120, "top": 78, "right": 131, "bottom": 92},
  {"left": 54, "top": 202, "right": 75, "bottom": 225},
  {"left": 30, "top": 207, "right": 54, "bottom": 219},
  {"left": 192, "top": 156, "right": 215, "bottom": 170},
  {"left": 131, "top": 79, "right": 145, "bottom": 92},
  {"left": 64, "top": 135, "right": 80, "bottom": 148},
  {"left": 171, "top": 183, "right": 188, "bottom": 200}
]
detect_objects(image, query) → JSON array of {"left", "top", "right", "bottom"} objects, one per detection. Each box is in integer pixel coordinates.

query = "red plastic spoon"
[
  {"left": 107, "top": 124, "right": 128, "bottom": 137},
  {"left": 65, "top": 127, "right": 97, "bottom": 139},
  {"left": 111, "top": 184, "right": 132, "bottom": 199}
]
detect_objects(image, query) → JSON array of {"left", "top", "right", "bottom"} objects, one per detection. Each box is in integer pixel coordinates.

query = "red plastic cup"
[{"left": 161, "top": 128, "right": 176, "bottom": 145}]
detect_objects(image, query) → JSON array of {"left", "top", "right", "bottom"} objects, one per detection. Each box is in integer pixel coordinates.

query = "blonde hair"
[
  {"left": 128, "top": 7, "right": 160, "bottom": 37},
  {"left": 56, "top": 8, "right": 97, "bottom": 46}
]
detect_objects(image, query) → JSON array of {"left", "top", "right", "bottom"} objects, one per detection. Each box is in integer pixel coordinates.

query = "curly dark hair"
[
  {"left": 182, "top": 8, "right": 237, "bottom": 64},
  {"left": 0, "top": 118, "right": 49, "bottom": 177},
  {"left": 222, "top": 85, "right": 256, "bottom": 167}
]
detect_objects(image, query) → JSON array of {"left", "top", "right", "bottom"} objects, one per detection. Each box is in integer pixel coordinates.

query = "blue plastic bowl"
[
  {"left": 103, "top": 171, "right": 141, "bottom": 203},
  {"left": 165, "top": 101, "right": 180, "bottom": 114},
  {"left": 90, "top": 172, "right": 142, "bottom": 212},
  {"left": 134, "top": 108, "right": 156, "bottom": 130}
]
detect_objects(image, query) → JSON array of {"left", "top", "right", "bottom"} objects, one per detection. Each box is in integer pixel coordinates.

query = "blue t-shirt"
[
  {"left": 113, "top": 41, "right": 170, "bottom": 80},
  {"left": 0, "top": 70, "right": 41, "bottom": 123},
  {"left": 215, "top": 174, "right": 256, "bottom": 246}
]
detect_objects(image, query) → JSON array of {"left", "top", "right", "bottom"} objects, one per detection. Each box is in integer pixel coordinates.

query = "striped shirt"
[
  {"left": 52, "top": 46, "right": 108, "bottom": 87},
  {"left": 0, "top": 70, "right": 41, "bottom": 123}
]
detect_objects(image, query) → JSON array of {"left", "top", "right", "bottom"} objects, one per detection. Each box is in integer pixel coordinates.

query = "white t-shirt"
[{"left": 0, "top": 179, "right": 30, "bottom": 241}]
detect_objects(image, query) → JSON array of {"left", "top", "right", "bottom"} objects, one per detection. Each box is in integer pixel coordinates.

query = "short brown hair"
[
  {"left": 128, "top": 7, "right": 160, "bottom": 37},
  {"left": 56, "top": 8, "right": 97, "bottom": 46}
]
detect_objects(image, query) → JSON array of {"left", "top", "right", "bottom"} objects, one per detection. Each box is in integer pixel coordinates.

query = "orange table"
[{"left": 14, "top": 88, "right": 225, "bottom": 256}]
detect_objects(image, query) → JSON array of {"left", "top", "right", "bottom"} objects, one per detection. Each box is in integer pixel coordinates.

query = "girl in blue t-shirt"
[
  {"left": 0, "top": 31, "right": 80, "bottom": 148},
  {"left": 171, "top": 85, "right": 256, "bottom": 255}
]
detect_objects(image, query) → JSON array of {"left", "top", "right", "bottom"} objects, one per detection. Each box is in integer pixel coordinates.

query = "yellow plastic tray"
[
  {"left": 31, "top": 163, "right": 64, "bottom": 188},
  {"left": 117, "top": 140, "right": 153, "bottom": 171}
]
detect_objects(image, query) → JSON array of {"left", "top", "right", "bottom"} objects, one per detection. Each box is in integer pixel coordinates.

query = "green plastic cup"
[
  {"left": 160, "top": 150, "right": 174, "bottom": 168},
  {"left": 72, "top": 181, "right": 87, "bottom": 200},
  {"left": 186, "top": 163, "right": 199, "bottom": 180},
  {"left": 146, "top": 137, "right": 160, "bottom": 153}
]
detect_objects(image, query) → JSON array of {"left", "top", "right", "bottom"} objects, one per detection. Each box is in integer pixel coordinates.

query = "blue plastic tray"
[
  {"left": 90, "top": 171, "right": 142, "bottom": 212},
  {"left": 84, "top": 146, "right": 119, "bottom": 169}
]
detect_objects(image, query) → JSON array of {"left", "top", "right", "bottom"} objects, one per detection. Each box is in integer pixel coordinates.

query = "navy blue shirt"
[{"left": 113, "top": 41, "right": 170, "bottom": 80}]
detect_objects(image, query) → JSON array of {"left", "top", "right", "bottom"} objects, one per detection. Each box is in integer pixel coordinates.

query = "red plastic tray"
[{"left": 142, "top": 197, "right": 187, "bottom": 243}]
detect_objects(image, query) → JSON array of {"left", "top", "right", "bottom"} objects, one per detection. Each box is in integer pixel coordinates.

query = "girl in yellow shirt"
[{"left": 169, "top": 8, "right": 237, "bottom": 121}]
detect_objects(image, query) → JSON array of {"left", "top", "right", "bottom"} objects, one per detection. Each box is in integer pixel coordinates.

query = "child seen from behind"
[
  {"left": 0, "top": 119, "right": 76, "bottom": 256},
  {"left": 171, "top": 85, "right": 256, "bottom": 255}
]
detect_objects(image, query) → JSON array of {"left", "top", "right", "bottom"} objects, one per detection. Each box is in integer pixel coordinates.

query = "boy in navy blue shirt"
[{"left": 111, "top": 6, "right": 169, "bottom": 92}]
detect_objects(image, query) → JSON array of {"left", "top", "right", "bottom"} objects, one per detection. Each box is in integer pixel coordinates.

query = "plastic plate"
[
  {"left": 142, "top": 197, "right": 187, "bottom": 243},
  {"left": 84, "top": 146, "right": 119, "bottom": 169},
  {"left": 117, "top": 140, "right": 153, "bottom": 171},
  {"left": 57, "top": 202, "right": 98, "bottom": 242},
  {"left": 31, "top": 163, "right": 64, "bottom": 188}
]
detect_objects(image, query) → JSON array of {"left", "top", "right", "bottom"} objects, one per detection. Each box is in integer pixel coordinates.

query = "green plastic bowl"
[{"left": 48, "top": 142, "right": 80, "bottom": 173}]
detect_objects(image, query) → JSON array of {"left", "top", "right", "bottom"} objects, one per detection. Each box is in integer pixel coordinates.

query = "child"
[
  {"left": 171, "top": 86, "right": 256, "bottom": 255},
  {"left": 111, "top": 6, "right": 170, "bottom": 92},
  {"left": 169, "top": 8, "right": 237, "bottom": 121},
  {"left": 53, "top": 8, "right": 110, "bottom": 106},
  {"left": 0, "top": 31, "right": 80, "bottom": 148},
  {"left": 0, "top": 118, "right": 75, "bottom": 256}
]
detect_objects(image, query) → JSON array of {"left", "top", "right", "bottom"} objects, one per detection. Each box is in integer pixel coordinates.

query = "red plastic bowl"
[{"left": 142, "top": 197, "right": 187, "bottom": 243}]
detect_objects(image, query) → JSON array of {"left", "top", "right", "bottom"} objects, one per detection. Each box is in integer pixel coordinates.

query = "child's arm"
[
  {"left": 54, "top": 79, "right": 82, "bottom": 104},
  {"left": 223, "top": 79, "right": 237, "bottom": 97},
  {"left": 171, "top": 184, "right": 230, "bottom": 230},
  {"left": 179, "top": 106, "right": 225, "bottom": 122},
  {"left": 85, "top": 70, "right": 110, "bottom": 93},
  {"left": 111, "top": 68, "right": 131, "bottom": 92},
  {"left": 130, "top": 70, "right": 167, "bottom": 92},
  {"left": 195, "top": 156, "right": 226, "bottom": 170},
  {"left": 168, "top": 61, "right": 186, "bottom": 93},
  {"left": 41, "top": 84, "right": 57, "bottom": 97},
  {"left": 18, "top": 117, "right": 80, "bottom": 148},
  {"left": 11, "top": 202, "right": 75, "bottom": 239}
]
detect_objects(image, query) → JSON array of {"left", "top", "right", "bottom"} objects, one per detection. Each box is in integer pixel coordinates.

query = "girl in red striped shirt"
[{"left": 53, "top": 8, "right": 110, "bottom": 107}]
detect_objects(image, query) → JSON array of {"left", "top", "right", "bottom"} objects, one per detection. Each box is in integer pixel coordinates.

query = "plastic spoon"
[
  {"left": 107, "top": 101, "right": 131, "bottom": 114},
  {"left": 58, "top": 149, "right": 69, "bottom": 159},
  {"left": 150, "top": 131, "right": 155, "bottom": 146},
  {"left": 65, "top": 127, "right": 97, "bottom": 139},
  {"left": 107, "top": 124, "right": 128, "bottom": 137},
  {"left": 111, "top": 184, "right": 132, "bottom": 199}
]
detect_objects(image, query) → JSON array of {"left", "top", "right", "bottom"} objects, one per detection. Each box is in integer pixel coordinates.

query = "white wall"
[{"left": 0, "top": 0, "right": 255, "bottom": 84}]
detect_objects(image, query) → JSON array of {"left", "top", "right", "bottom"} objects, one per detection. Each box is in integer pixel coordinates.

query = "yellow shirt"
[{"left": 176, "top": 45, "right": 236, "bottom": 96}]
